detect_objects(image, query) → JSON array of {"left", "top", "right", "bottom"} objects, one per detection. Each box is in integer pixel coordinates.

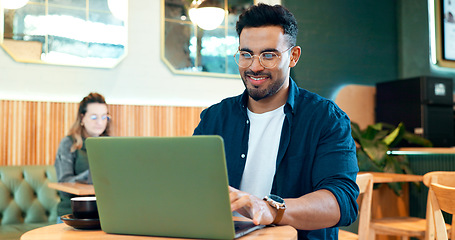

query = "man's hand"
[{"left": 229, "top": 186, "right": 276, "bottom": 225}]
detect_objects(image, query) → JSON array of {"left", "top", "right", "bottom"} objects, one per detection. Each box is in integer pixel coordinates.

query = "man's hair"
[{"left": 236, "top": 3, "right": 298, "bottom": 47}]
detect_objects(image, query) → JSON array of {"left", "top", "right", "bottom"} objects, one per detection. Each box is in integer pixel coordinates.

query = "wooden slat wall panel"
[{"left": 0, "top": 100, "right": 204, "bottom": 166}]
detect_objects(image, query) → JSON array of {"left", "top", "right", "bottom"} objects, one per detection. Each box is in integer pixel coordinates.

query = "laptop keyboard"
[{"left": 234, "top": 221, "right": 265, "bottom": 238}]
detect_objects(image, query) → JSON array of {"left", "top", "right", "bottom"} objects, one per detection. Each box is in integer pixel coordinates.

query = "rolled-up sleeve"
[{"left": 312, "top": 102, "right": 359, "bottom": 226}]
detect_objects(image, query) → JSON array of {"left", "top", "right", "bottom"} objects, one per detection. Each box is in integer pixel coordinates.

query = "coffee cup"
[{"left": 71, "top": 196, "right": 98, "bottom": 219}]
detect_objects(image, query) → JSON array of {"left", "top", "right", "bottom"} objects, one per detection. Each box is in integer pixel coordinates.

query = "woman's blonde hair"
[{"left": 68, "top": 92, "right": 110, "bottom": 152}]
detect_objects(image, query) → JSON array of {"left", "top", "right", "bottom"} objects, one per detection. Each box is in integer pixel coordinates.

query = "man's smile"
[{"left": 245, "top": 72, "right": 271, "bottom": 87}]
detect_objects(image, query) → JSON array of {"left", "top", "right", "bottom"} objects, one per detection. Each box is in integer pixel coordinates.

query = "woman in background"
[{"left": 54, "top": 92, "right": 111, "bottom": 221}]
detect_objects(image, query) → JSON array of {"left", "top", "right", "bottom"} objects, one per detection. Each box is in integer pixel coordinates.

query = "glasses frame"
[
  {"left": 88, "top": 114, "right": 111, "bottom": 121},
  {"left": 233, "top": 45, "right": 295, "bottom": 69}
]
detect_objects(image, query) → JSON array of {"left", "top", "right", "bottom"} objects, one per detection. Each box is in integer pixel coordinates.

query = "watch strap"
[
  {"left": 263, "top": 194, "right": 286, "bottom": 225},
  {"left": 273, "top": 207, "right": 285, "bottom": 224}
]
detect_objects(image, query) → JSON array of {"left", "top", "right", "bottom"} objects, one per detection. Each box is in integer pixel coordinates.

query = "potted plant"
[{"left": 350, "top": 121, "right": 433, "bottom": 195}]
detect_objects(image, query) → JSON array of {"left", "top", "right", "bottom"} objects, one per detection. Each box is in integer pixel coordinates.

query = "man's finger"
[
  {"left": 229, "top": 186, "right": 238, "bottom": 193},
  {"left": 230, "top": 195, "right": 251, "bottom": 212}
]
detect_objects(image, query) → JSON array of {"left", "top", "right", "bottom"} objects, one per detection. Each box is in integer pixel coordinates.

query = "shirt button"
[
  {"left": 246, "top": 120, "right": 249, "bottom": 124},
  {"left": 241, "top": 154, "right": 245, "bottom": 158}
]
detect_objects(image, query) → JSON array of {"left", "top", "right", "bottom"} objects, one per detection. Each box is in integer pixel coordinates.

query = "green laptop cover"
[{"left": 86, "top": 136, "right": 236, "bottom": 239}]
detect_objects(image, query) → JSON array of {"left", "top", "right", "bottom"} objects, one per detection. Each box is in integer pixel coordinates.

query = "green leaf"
[
  {"left": 350, "top": 122, "right": 362, "bottom": 141},
  {"left": 362, "top": 123, "right": 382, "bottom": 140},
  {"left": 360, "top": 138, "right": 388, "bottom": 165},
  {"left": 388, "top": 123, "right": 408, "bottom": 147},
  {"left": 383, "top": 155, "right": 403, "bottom": 173},
  {"left": 350, "top": 120, "right": 432, "bottom": 196},
  {"left": 383, "top": 122, "right": 405, "bottom": 146},
  {"left": 373, "top": 130, "right": 389, "bottom": 141},
  {"left": 402, "top": 132, "right": 433, "bottom": 147},
  {"left": 383, "top": 156, "right": 404, "bottom": 195},
  {"left": 380, "top": 122, "right": 397, "bottom": 129},
  {"left": 357, "top": 149, "right": 382, "bottom": 171}
]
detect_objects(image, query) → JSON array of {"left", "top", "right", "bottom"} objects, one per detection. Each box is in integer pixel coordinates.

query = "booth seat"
[{"left": 0, "top": 165, "right": 60, "bottom": 240}]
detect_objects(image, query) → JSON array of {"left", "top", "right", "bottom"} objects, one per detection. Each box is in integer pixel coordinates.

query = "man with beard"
[{"left": 193, "top": 3, "right": 359, "bottom": 239}]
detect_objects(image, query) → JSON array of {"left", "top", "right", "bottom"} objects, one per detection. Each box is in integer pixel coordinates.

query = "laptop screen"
[{"left": 86, "top": 136, "right": 250, "bottom": 239}]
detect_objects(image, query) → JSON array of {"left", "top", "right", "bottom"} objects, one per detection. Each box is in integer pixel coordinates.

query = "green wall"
[
  {"left": 283, "top": 0, "right": 455, "bottom": 100},
  {"left": 283, "top": 0, "right": 399, "bottom": 99},
  {"left": 397, "top": 0, "right": 432, "bottom": 77}
]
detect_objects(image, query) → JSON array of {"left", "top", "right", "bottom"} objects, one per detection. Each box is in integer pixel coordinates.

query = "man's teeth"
[{"left": 250, "top": 76, "right": 266, "bottom": 81}]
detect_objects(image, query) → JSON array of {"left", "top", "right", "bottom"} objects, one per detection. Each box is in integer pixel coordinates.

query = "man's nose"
[{"left": 249, "top": 56, "right": 265, "bottom": 72}]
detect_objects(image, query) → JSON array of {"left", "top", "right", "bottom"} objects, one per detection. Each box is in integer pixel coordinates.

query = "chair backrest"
[
  {"left": 356, "top": 173, "right": 374, "bottom": 240},
  {"left": 423, "top": 171, "right": 455, "bottom": 240},
  {"left": 423, "top": 171, "right": 455, "bottom": 187},
  {"left": 0, "top": 165, "right": 60, "bottom": 224},
  {"left": 334, "top": 84, "right": 376, "bottom": 130},
  {"left": 428, "top": 183, "right": 455, "bottom": 240}
]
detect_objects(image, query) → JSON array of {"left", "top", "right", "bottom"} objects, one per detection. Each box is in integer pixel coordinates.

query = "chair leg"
[{"left": 368, "top": 228, "right": 375, "bottom": 240}]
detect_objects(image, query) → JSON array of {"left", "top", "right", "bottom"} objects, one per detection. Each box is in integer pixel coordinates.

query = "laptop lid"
[{"left": 86, "top": 136, "right": 261, "bottom": 239}]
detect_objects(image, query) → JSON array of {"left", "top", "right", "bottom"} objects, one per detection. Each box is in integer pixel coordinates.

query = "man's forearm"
[{"left": 280, "top": 189, "right": 341, "bottom": 230}]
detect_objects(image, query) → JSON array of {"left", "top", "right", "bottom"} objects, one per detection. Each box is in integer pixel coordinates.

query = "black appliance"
[{"left": 376, "top": 76, "right": 454, "bottom": 147}]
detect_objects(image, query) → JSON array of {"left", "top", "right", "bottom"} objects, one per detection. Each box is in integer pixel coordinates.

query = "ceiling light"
[
  {"left": 188, "top": 0, "right": 225, "bottom": 31},
  {"left": 108, "top": 0, "right": 127, "bottom": 22},
  {"left": 2, "top": 0, "right": 29, "bottom": 9}
]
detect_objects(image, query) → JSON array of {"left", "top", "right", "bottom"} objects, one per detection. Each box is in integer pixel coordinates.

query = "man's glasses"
[
  {"left": 233, "top": 46, "right": 295, "bottom": 69},
  {"left": 89, "top": 114, "right": 111, "bottom": 121}
]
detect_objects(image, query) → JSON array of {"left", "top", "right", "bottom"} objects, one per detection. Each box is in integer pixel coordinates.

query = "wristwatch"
[{"left": 263, "top": 194, "right": 286, "bottom": 224}]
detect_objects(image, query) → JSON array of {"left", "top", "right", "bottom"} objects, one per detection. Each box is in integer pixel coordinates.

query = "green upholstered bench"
[{"left": 0, "top": 165, "right": 60, "bottom": 240}]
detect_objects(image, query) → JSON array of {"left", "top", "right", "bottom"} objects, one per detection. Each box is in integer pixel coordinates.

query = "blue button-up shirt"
[{"left": 194, "top": 78, "right": 359, "bottom": 239}]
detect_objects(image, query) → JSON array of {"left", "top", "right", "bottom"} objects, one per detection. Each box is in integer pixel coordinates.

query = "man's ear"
[{"left": 289, "top": 46, "right": 301, "bottom": 68}]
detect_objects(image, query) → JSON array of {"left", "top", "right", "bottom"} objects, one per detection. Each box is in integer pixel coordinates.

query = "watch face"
[{"left": 269, "top": 194, "right": 284, "bottom": 204}]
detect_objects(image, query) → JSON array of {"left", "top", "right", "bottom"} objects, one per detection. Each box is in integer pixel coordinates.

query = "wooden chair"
[
  {"left": 339, "top": 173, "right": 373, "bottom": 240},
  {"left": 334, "top": 84, "right": 376, "bottom": 130},
  {"left": 428, "top": 183, "right": 455, "bottom": 240},
  {"left": 369, "top": 171, "right": 454, "bottom": 240}
]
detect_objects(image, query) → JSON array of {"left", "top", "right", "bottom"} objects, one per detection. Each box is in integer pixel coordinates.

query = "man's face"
[{"left": 238, "top": 26, "right": 293, "bottom": 102}]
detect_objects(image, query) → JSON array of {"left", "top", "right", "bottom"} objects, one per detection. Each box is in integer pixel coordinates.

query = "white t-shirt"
[{"left": 239, "top": 105, "right": 285, "bottom": 198}]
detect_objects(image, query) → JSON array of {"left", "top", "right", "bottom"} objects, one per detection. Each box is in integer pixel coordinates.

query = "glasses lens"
[
  {"left": 260, "top": 52, "right": 279, "bottom": 68},
  {"left": 234, "top": 51, "right": 253, "bottom": 68},
  {"left": 234, "top": 51, "right": 281, "bottom": 69},
  {"left": 89, "top": 114, "right": 110, "bottom": 121}
]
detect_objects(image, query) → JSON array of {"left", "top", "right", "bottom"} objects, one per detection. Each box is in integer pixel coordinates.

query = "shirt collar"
[{"left": 237, "top": 77, "right": 299, "bottom": 114}]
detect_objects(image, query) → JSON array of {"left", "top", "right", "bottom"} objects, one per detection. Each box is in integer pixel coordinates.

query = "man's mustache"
[{"left": 244, "top": 70, "right": 271, "bottom": 78}]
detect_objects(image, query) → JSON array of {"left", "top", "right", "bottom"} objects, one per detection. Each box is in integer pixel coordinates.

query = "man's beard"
[{"left": 242, "top": 70, "right": 283, "bottom": 101}]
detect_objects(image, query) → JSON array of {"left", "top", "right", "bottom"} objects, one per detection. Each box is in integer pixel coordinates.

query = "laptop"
[{"left": 86, "top": 135, "right": 265, "bottom": 239}]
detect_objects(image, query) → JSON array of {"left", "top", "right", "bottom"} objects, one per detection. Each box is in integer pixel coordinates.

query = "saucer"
[{"left": 61, "top": 214, "right": 101, "bottom": 230}]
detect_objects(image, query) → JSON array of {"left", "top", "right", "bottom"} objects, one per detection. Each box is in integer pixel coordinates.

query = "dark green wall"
[
  {"left": 282, "top": 0, "right": 455, "bottom": 100},
  {"left": 283, "top": 0, "right": 399, "bottom": 99},
  {"left": 397, "top": 0, "right": 432, "bottom": 77}
]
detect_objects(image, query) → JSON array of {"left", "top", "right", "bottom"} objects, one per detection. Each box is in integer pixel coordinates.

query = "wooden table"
[
  {"left": 20, "top": 223, "right": 297, "bottom": 240},
  {"left": 360, "top": 172, "right": 423, "bottom": 183},
  {"left": 48, "top": 182, "right": 95, "bottom": 195}
]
